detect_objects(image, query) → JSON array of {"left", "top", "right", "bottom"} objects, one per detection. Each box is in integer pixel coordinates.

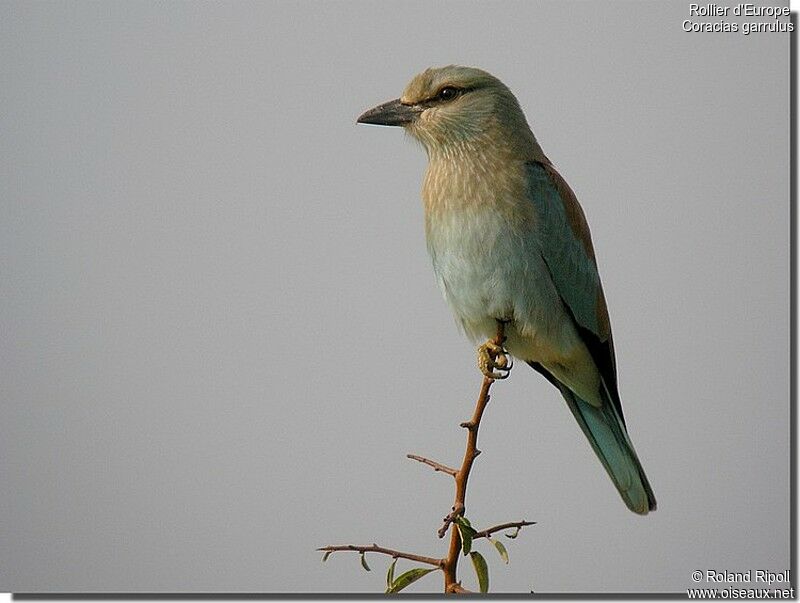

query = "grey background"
[{"left": 0, "top": 0, "right": 790, "bottom": 594}]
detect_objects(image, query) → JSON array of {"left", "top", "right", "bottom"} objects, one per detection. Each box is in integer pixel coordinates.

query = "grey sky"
[{"left": 0, "top": 0, "right": 790, "bottom": 594}]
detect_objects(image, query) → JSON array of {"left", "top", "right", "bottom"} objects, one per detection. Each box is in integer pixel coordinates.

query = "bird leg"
[{"left": 477, "top": 339, "right": 512, "bottom": 380}]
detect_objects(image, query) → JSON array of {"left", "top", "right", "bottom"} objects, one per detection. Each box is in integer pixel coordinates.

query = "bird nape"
[{"left": 357, "top": 65, "right": 656, "bottom": 515}]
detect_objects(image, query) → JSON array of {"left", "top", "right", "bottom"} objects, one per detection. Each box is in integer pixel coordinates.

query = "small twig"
[
  {"left": 437, "top": 502, "right": 465, "bottom": 539},
  {"left": 407, "top": 454, "right": 458, "bottom": 477},
  {"left": 317, "top": 544, "right": 443, "bottom": 568},
  {"left": 473, "top": 520, "right": 536, "bottom": 540}
]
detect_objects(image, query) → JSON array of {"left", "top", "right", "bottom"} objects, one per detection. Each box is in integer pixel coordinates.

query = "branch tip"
[
  {"left": 406, "top": 454, "right": 458, "bottom": 477},
  {"left": 473, "top": 520, "right": 537, "bottom": 540}
]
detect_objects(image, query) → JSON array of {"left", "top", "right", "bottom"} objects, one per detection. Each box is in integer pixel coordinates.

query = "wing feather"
[{"left": 524, "top": 160, "right": 623, "bottom": 420}]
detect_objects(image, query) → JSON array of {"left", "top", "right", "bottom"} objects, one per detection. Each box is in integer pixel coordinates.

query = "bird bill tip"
[{"left": 356, "top": 98, "right": 420, "bottom": 127}]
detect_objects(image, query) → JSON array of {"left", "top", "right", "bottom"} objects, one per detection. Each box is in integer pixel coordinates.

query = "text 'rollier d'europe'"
[{"left": 683, "top": 3, "right": 793, "bottom": 34}]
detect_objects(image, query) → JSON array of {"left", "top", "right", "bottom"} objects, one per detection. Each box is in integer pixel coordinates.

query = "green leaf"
[
  {"left": 360, "top": 552, "right": 371, "bottom": 572},
  {"left": 454, "top": 516, "right": 477, "bottom": 555},
  {"left": 386, "top": 567, "right": 437, "bottom": 593},
  {"left": 458, "top": 525, "right": 474, "bottom": 555},
  {"left": 386, "top": 559, "right": 397, "bottom": 589},
  {"left": 488, "top": 537, "right": 509, "bottom": 564},
  {"left": 470, "top": 551, "right": 489, "bottom": 593},
  {"left": 322, "top": 551, "right": 332, "bottom": 562},
  {"left": 505, "top": 526, "right": 520, "bottom": 539}
]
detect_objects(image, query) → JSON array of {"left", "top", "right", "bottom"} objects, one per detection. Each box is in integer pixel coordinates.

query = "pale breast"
[{"left": 421, "top": 155, "right": 574, "bottom": 354}]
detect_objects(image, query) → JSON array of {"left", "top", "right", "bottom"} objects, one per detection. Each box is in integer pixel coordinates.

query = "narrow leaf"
[
  {"left": 322, "top": 551, "right": 332, "bottom": 562},
  {"left": 386, "top": 558, "right": 397, "bottom": 589},
  {"left": 505, "top": 526, "right": 520, "bottom": 539},
  {"left": 360, "top": 552, "right": 371, "bottom": 572},
  {"left": 386, "top": 567, "right": 437, "bottom": 593},
  {"left": 458, "top": 524, "right": 474, "bottom": 555},
  {"left": 454, "top": 516, "right": 476, "bottom": 555},
  {"left": 470, "top": 551, "right": 489, "bottom": 593},
  {"left": 488, "top": 537, "right": 509, "bottom": 564}
]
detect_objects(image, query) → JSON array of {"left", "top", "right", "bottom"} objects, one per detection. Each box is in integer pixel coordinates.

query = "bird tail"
[{"left": 557, "top": 382, "right": 657, "bottom": 515}]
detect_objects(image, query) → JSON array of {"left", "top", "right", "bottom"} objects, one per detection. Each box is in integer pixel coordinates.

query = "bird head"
[{"left": 357, "top": 65, "right": 541, "bottom": 158}]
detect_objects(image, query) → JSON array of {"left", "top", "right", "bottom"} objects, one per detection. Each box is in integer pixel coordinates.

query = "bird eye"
[{"left": 438, "top": 87, "right": 460, "bottom": 101}]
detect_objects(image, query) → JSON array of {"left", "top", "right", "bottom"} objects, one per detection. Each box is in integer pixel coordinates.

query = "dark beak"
[{"left": 357, "top": 98, "right": 421, "bottom": 126}]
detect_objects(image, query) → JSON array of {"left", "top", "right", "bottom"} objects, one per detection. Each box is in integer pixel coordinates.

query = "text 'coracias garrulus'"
[{"left": 357, "top": 66, "right": 656, "bottom": 515}]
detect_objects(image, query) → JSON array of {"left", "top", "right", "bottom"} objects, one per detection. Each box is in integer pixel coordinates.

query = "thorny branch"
[
  {"left": 320, "top": 321, "right": 529, "bottom": 593},
  {"left": 441, "top": 321, "right": 507, "bottom": 592}
]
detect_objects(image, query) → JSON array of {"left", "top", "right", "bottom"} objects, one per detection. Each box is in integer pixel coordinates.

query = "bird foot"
[{"left": 477, "top": 340, "right": 512, "bottom": 380}]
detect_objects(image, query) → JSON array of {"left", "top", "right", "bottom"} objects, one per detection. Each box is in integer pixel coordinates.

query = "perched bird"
[{"left": 357, "top": 65, "right": 656, "bottom": 515}]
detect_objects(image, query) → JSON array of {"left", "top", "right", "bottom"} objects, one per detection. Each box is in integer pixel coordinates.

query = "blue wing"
[
  {"left": 524, "top": 160, "right": 656, "bottom": 514},
  {"left": 524, "top": 160, "right": 620, "bottom": 404}
]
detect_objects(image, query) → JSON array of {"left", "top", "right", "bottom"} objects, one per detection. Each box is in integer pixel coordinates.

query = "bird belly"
[
  {"left": 427, "top": 209, "right": 517, "bottom": 329},
  {"left": 427, "top": 207, "right": 571, "bottom": 353},
  {"left": 426, "top": 204, "right": 601, "bottom": 402}
]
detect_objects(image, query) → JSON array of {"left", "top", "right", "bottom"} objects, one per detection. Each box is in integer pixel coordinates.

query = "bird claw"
[{"left": 477, "top": 340, "right": 512, "bottom": 380}]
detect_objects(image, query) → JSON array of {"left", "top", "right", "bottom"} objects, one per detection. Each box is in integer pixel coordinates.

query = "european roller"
[{"left": 357, "top": 65, "right": 656, "bottom": 515}]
